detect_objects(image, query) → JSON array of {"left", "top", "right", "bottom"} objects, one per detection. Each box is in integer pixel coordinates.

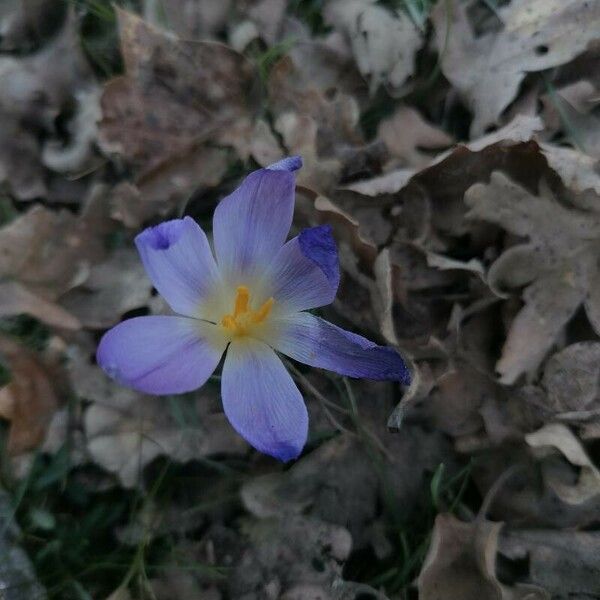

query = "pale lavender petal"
[
  {"left": 263, "top": 225, "right": 339, "bottom": 313},
  {"left": 135, "top": 217, "right": 221, "bottom": 319},
  {"left": 267, "top": 156, "right": 302, "bottom": 172},
  {"left": 97, "top": 316, "right": 227, "bottom": 395},
  {"left": 221, "top": 339, "right": 308, "bottom": 461},
  {"left": 268, "top": 312, "right": 411, "bottom": 384},
  {"left": 212, "top": 167, "right": 296, "bottom": 281}
]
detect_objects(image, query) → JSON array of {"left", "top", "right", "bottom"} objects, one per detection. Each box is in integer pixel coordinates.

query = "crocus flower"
[{"left": 97, "top": 156, "right": 410, "bottom": 461}]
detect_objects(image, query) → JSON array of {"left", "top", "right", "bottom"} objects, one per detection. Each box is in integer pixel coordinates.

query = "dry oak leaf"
[
  {"left": 540, "top": 81, "right": 600, "bottom": 158},
  {"left": 418, "top": 513, "right": 548, "bottom": 600},
  {"left": 0, "top": 200, "right": 108, "bottom": 329},
  {"left": 499, "top": 529, "right": 600, "bottom": 597},
  {"left": 465, "top": 171, "right": 600, "bottom": 384},
  {"left": 432, "top": 0, "right": 600, "bottom": 136},
  {"left": 241, "top": 435, "right": 379, "bottom": 544},
  {"left": 324, "top": 0, "right": 422, "bottom": 94},
  {"left": 98, "top": 8, "right": 258, "bottom": 176},
  {"left": 542, "top": 341, "right": 600, "bottom": 414},
  {"left": 230, "top": 515, "right": 352, "bottom": 596},
  {"left": 0, "top": 336, "right": 60, "bottom": 455},
  {"left": 267, "top": 40, "right": 371, "bottom": 193}
]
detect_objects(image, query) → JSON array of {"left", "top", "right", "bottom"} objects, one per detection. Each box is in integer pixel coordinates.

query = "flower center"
[{"left": 221, "top": 285, "right": 274, "bottom": 337}]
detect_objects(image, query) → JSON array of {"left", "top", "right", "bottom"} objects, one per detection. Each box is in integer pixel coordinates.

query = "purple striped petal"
[
  {"left": 97, "top": 316, "right": 227, "bottom": 395},
  {"left": 135, "top": 217, "right": 222, "bottom": 319},
  {"left": 262, "top": 225, "right": 339, "bottom": 313},
  {"left": 269, "top": 313, "right": 411, "bottom": 384},
  {"left": 212, "top": 167, "right": 296, "bottom": 282},
  {"left": 221, "top": 339, "right": 308, "bottom": 461}
]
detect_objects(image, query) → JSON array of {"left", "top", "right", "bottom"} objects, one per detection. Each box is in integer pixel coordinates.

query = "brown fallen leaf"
[
  {"left": 98, "top": 9, "right": 258, "bottom": 176},
  {"left": 0, "top": 191, "right": 112, "bottom": 329},
  {"left": 465, "top": 171, "right": 600, "bottom": 383},
  {"left": 0, "top": 335, "right": 60, "bottom": 455},
  {"left": 432, "top": 0, "right": 600, "bottom": 135}
]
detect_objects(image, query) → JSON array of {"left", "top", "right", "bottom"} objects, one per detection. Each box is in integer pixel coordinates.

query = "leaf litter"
[{"left": 0, "top": 0, "right": 599, "bottom": 598}]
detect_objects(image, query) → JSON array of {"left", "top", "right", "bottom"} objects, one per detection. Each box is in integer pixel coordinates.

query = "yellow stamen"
[
  {"left": 221, "top": 286, "right": 275, "bottom": 336},
  {"left": 234, "top": 285, "right": 250, "bottom": 317},
  {"left": 252, "top": 297, "right": 274, "bottom": 323},
  {"left": 221, "top": 315, "right": 237, "bottom": 330}
]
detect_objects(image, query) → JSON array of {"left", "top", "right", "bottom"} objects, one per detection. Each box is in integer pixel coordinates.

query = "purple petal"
[
  {"left": 221, "top": 339, "right": 308, "bottom": 461},
  {"left": 135, "top": 217, "right": 222, "bottom": 319},
  {"left": 267, "top": 155, "right": 303, "bottom": 172},
  {"left": 213, "top": 168, "right": 296, "bottom": 282},
  {"left": 97, "top": 316, "right": 227, "bottom": 395},
  {"left": 262, "top": 225, "right": 339, "bottom": 313},
  {"left": 269, "top": 313, "right": 411, "bottom": 384}
]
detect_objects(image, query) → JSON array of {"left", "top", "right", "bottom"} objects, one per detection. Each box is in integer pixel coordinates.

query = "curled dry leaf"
[
  {"left": 432, "top": 0, "right": 600, "bottom": 135},
  {"left": 417, "top": 513, "right": 548, "bottom": 600},
  {"left": 465, "top": 171, "right": 600, "bottom": 384},
  {"left": 525, "top": 423, "right": 600, "bottom": 505},
  {"left": 0, "top": 9, "right": 95, "bottom": 199}
]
